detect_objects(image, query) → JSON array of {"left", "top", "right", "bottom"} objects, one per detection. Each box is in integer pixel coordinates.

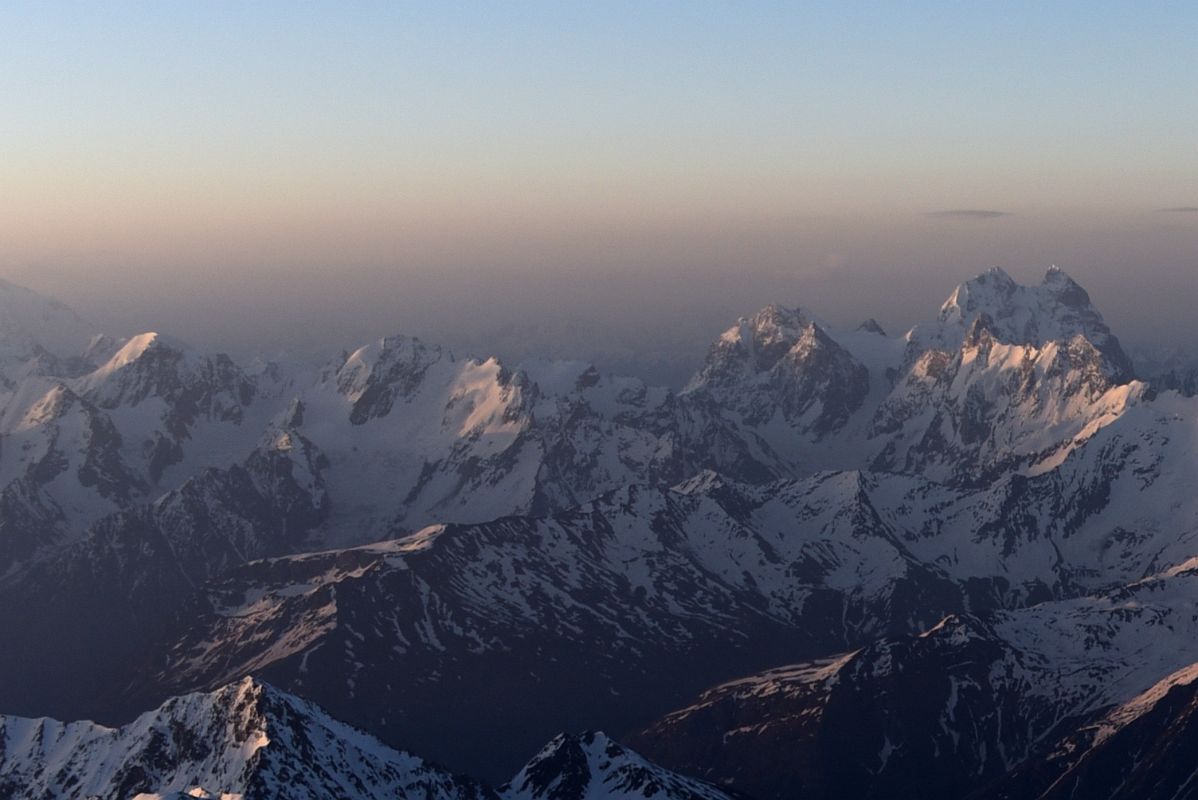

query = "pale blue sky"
[{"left": 5, "top": 2, "right": 1195, "bottom": 220}]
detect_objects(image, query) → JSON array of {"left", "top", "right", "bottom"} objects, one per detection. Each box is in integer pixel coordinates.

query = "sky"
[{"left": 1, "top": 2, "right": 1196, "bottom": 383}]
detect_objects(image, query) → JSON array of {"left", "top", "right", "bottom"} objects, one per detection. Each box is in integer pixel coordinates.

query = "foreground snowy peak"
[
  {"left": 0, "top": 682, "right": 731, "bottom": 800},
  {"left": 502, "top": 731, "right": 738, "bottom": 800},
  {"left": 912, "top": 266, "right": 1133, "bottom": 378},
  {"left": 0, "top": 677, "right": 495, "bottom": 800}
]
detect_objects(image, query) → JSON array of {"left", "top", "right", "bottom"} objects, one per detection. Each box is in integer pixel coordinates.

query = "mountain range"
[{"left": 0, "top": 266, "right": 1195, "bottom": 798}]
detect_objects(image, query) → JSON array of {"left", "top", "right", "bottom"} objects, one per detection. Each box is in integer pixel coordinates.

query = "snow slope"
[{"left": 0, "top": 676, "right": 496, "bottom": 800}]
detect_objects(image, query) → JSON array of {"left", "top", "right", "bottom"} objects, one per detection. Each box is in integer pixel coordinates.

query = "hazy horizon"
[
  {"left": 3, "top": 3, "right": 1195, "bottom": 383},
  {"left": 7, "top": 235, "right": 1194, "bottom": 388}
]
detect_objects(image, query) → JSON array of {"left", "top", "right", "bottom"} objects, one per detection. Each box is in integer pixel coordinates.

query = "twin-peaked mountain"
[
  {"left": 908, "top": 264, "right": 1133, "bottom": 379},
  {"left": 688, "top": 266, "right": 1144, "bottom": 483},
  {"left": 0, "top": 266, "right": 1190, "bottom": 797}
]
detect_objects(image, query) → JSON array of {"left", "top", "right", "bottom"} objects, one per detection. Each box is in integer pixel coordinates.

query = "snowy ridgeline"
[{"left": 0, "top": 265, "right": 1162, "bottom": 569}]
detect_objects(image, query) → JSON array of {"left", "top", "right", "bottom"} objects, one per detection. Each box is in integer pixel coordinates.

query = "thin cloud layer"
[{"left": 926, "top": 209, "right": 1011, "bottom": 220}]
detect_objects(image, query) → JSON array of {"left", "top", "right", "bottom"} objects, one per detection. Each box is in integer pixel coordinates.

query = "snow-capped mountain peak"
[
  {"left": 0, "top": 682, "right": 736, "bottom": 800},
  {"left": 502, "top": 731, "right": 738, "bottom": 800},
  {"left": 687, "top": 304, "right": 816, "bottom": 390},
  {"left": 910, "top": 265, "right": 1133, "bottom": 379},
  {"left": 856, "top": 318, "right": 888, "bottom": 336},
  {"left": 0, "top": 677, "right": 496, "bottom": 800}
]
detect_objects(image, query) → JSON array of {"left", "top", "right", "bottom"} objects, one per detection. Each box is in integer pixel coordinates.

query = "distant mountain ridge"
[{"left": 0, "top": 266, "right": 1148, "bottom": 576}]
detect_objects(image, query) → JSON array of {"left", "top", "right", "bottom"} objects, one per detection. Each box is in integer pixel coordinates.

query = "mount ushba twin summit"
[{"left": 0, "top": 267, "right": 1196, "bottom": 799}]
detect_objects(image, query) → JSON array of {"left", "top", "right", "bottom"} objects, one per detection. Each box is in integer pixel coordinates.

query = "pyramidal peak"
[
  {"left": 0, "top": 677, "right": 498, "bottom": 800},
  {"left": 502, "top": 730, "right": 738, "bottom": 800},
  {"left": 856, "top": 318, "right": 888, "bottom": 336}
]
